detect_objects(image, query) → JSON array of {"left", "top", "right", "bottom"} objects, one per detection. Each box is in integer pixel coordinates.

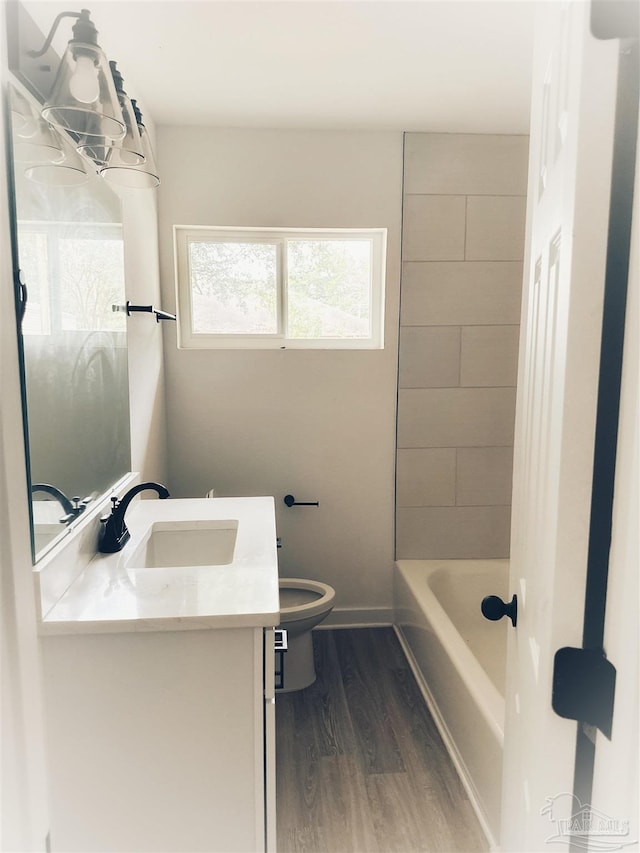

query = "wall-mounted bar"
[
  {"left": 112, "top": 302, "right": 176, "bottom": 322},
  {"left": 283, "top": 494, "right": 319, "bottom": 507},
  {"left": 123, "top": 302, "right": 152, "bottom": 315}
]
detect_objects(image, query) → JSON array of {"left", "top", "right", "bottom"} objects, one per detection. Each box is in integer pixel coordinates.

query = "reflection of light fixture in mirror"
[
  {"left": 11, "top": 86, "right": 64, "bottom": 164},
  {"left": 10, "top": 85, "right": 40, "bottom": 139},
  {"left": 78, "top": 61, "right": 144, "bottom": 168},
  {"left": 13, "top": 121, "right": 66, "bottom": 166},
  {"left": 101, "top": 98, "right": 160, "bottom": 189},
  {"left": 24, "top": 132, "right": 89, "bottom": 187},
  {"left": 30, "top": 10, "right": 126, "bottom": 142}
]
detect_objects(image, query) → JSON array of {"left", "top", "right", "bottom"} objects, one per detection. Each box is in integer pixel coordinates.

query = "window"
[{"left": 174, "top": 226, "right": 386, "bottom": 349}]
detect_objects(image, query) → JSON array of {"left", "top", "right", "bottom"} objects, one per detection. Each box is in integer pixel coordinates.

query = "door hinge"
[{"left": 552, "top": 647, "right": 616, "bottom": 739}]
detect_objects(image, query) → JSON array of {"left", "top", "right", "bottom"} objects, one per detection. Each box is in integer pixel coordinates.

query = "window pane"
[
  {"left": 188, "top": 241, "right": 278, "bottom": 334},
  {"left": 286, "top": 240, "right": 372, "bottom": 339}
]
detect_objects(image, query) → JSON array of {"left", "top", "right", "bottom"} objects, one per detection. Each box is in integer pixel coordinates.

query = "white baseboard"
[{"left": 317, "top": 606, "right": 394, "bottom": 630}]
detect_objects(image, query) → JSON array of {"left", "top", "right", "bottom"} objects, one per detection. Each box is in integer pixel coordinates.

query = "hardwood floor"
[{"left": 275, "top": 628, "right": 488, "bottom": 853}]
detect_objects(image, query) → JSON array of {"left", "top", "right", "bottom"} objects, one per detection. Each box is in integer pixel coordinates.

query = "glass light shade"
[
  {"left": 13, "top": 125, "right": 65, "bottom": 166},
  {"left": 42, "top": 42, "right": 126, "bottom": 142},
  {"left": 10, "top": 86, "right": 64, "bottom": 166},
  {"left": 11, "top": 86, "right": 40, "bottom": 139},
  {"left": 78, "top": 63, "right": 144, "bottom": 167},
  {"left": 100, "top": 103, "right": 159, "bottom": 189},
  {"left": 25, "top": 134, "right": 89, "bottom": 187}
]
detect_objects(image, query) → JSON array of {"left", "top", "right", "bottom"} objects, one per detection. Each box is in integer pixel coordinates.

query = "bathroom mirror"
[{"left": 8, "top": 80, "right": 131, "bottom": 561}]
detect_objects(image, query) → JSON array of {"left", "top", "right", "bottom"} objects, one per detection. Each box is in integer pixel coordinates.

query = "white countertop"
[{"left": 40, "top": 496, "right": 280, "bottom": 635}]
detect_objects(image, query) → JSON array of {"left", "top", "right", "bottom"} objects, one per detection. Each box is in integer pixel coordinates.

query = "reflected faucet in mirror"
[
  {"left": 98, "top": 482, "right": 170, "bottom": 553},
  {"left": 31, "top": 483, "right": 92, "bottom": 524}
]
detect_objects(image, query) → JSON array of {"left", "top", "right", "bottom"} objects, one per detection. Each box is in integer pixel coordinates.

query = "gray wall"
[
  {"left": 396, "top": 133, "right": 529, "bottom": 559},
  {"left": 157, "top": 127, "right": 403, "bottom": 624}
]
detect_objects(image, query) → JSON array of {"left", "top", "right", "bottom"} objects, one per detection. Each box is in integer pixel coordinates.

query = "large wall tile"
[
  {"left": 402, "top": 195, "right": 466, "bottom": 261},
  {"left": 396, "top": 132, "right": 527, "bottom": 561},
  {"left": 396, "top": 448, "right": 456, "bottom": 506},
  {"left": 396, "top": 506, "right": 511, "bottom": 558},
  {"left": 460, "top": 325, "right": 520, "bottom": 387},
  {"left": 397, "top": 388, "right": 517, "bottom": 448},
  {"left": 456, "top": 447, "right": 514, "bottom": 506},
  {"left": 398, "top": 326, "right": 461, "bottom": 388},
  {"left": 465, "top": 196, "right": 527, "bottom": 261},
  {"left": 404, "top": 133, "right": 529, "bottom": 196},
  {"left": 400, "top": 262, "right": 523, "bottom": 326}
]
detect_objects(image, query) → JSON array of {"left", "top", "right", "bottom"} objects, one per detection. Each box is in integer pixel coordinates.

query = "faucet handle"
[{"left": 99, "top": 496, "right": 119, "bottom": 524}]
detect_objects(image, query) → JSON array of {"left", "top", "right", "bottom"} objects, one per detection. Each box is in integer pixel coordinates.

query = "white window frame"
[{"left": 174, "top": 225, "right": 386, "bottom": 349}]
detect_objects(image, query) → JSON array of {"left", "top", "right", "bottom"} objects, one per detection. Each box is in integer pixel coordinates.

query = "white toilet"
[
  {"left": 203, "top": 490, "right": 335, "bottom": 692},
  {"left": 278, "top": 578, "right": 336, "bottom": 692}
]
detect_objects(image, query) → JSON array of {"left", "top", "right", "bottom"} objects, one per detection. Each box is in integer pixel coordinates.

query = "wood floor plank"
[
  {"left": 317, "top": 754, "right": 381, "bottom": 853},
  {"left": 373, "top": 625, "right": 413, "bottom": 669},
  {"left": 276, "top": 691, "right": 322, "bottom": 834},
  {"left": 380, "top": 636, "right": 489, "bottom": 851},
  {"left": 387, "top": 665, "right": 469, "bottom": 798},
  {"left": 365, "top": 771, "right": 431, "bottom": 852},
  {"left": 305, "top": 631, "right": 358, "bottom": 757},
  {"left": 276, "top": 635, "right": 356, "bottom": 840},
  {"left": 279, "top": 825, "right": 327, "bottom": 853},
  {"left": 276, "top": 628, "right": 489, "bottom": 853},
  {"left": 333, "top": 630, "right": 406, "bottom": 775}
]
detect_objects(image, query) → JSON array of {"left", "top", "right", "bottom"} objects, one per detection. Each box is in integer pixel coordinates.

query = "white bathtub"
[{"left": 394, "top": 559, "right": 509, "bottom": 849}]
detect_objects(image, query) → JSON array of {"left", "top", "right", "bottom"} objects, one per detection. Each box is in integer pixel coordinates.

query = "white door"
[{"left": 501, "top": 3, "right": 621, "bottom": 850}]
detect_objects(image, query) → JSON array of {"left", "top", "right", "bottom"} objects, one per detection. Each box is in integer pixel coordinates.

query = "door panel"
[{"left": 502, "top": 3, "right": 619, "bottom": 849}]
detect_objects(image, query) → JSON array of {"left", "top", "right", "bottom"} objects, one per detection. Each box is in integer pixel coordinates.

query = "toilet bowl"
[{"left": 278, "top": 578, "right": 335, "bottom": 692}]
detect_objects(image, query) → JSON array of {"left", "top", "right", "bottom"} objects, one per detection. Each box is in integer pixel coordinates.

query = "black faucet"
[
  {"left": 98, "top": 482, "right": 170, "bottom": 553},
  {"left": 31, "top": 483, "right": 91, "bottom": 524},
  {"left": 32, "top": 483, "right": 75, "bottom": 515}
]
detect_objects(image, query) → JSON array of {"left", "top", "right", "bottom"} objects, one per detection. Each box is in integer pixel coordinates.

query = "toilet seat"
[{"left": 278, "top": 578, "right": 335, "bottom": 622}]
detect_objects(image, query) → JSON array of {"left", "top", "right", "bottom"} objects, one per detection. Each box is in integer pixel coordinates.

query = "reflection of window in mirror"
[
  {"left": 19, "top": 223, "right": 126, "bottom": 335},
  {"left": 9, "top": 81, "right": 132, "bottom": 563}
]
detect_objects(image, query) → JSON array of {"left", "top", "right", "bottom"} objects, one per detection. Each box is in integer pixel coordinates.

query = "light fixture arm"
[{"left": 27, "top": 11, "right": 82, "bottom": 59}]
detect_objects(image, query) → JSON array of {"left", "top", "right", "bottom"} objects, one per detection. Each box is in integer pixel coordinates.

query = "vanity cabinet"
[{"left": 41, "top": 626, "right": 276, "bottom": 852}]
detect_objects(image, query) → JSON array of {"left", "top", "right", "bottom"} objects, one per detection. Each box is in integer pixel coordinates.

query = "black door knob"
[{"left": 481, "top": 594, "right": 517, "bottom": 627}]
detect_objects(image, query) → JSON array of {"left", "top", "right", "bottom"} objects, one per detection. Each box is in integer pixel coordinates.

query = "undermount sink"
[
  {"left": 41, "top": 496, "right": 279, "bottom": 631},
  {"left": 125, "top": 519, "right": 239, "bottom": 569}
]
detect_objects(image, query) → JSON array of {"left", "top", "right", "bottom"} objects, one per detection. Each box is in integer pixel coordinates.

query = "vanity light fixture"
[
  {"left": 8, "top": 2, "right": 159, "bottom": 188},
  {"left": 30, "top": 9, "right": 126, "bottom": 142},
  {"left": 78, "top": 61, "right": 144, "bottom": 168},
  {"left": 101, "top": 98, "right": 160, "bottom": 189}
]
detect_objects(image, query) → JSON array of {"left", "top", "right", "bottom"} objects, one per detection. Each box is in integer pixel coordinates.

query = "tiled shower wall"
[{"left": 396, "top": 133, "right": 529, "bottom": 559}]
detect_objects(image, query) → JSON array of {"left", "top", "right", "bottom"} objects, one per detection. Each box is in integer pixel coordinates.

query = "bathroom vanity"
[{"left": 37, "top": 496, "right": 279, "bottom": 853}]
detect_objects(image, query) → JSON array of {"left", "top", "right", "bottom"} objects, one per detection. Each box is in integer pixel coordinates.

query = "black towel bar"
[{"left": 284, "top": 494, "right": 319, "bottom": 507}]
